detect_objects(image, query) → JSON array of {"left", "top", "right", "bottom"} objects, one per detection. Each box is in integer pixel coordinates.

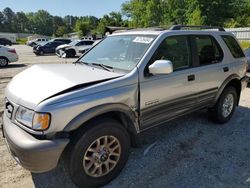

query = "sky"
[{"left": 0, "top": 0, "right": 127, "bottom": 18}]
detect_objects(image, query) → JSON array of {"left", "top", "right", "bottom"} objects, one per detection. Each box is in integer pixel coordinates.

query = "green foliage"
[
  {"left": 56, "top": 26, "right": 69, "bottom": 37},
  {"left": 122, "top": 0, "right": 250, "bottom": 28},
  {"left": 75, "top": 19, "right": 90, "bottom": 37},
  {"left": 1, "top": 1, "right": 250, "bottom": 37},
  {"left": 96, "top": 12, "right": 125, "bottom": 34},
  {"left": 239, "top": 41, "right": 250, "bottom": 49},
  {"left": 16, "top": 38, "right": 27, "bottom": 44}
]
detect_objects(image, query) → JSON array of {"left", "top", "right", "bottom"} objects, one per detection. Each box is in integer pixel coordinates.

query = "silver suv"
[{"left": 2, "top": 25, "right": 249, "bottom": 187}]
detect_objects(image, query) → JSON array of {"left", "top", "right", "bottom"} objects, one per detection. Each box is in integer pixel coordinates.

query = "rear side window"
[
  {"left": 222, "top": 35, "right": 245, "bottom": 58},
  {"left": 194, "top": 35, "right": 223, "bottom": 66}
]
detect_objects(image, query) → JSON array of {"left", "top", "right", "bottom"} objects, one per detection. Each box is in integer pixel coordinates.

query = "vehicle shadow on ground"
[
  {"left": 31, "top": 105, "right": 250, "bottom": 188},
  {"left": 4, "top": 64, "right": 27, "bottom": 69}
]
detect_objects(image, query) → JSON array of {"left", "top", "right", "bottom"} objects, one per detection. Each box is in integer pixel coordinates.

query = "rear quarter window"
[{"left": 222, "top": 35, "right": 245, "bottom": 58}]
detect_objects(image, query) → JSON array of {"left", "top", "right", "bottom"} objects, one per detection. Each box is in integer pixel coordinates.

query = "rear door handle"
[
  {"left": 187, "top": 74, "right": 195, "bottom": 81},
  {"left": 223, "top": 67, "right": 229, "bottom": 72}
]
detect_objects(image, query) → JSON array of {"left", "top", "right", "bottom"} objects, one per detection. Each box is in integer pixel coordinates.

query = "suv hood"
[{"left": 6, "top": 64, "right": 123, "bottom": 109}]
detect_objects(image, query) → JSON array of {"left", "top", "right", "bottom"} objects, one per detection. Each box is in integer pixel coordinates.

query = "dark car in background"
[
  {"left": 33, "top": 41, "right": 64, "bottom": 55},
  {"left": 0, "top": 38, "right": 12, "bottom": 46},
  {"left": 51, "top": 38, "right": 72, "bottom": 44}
]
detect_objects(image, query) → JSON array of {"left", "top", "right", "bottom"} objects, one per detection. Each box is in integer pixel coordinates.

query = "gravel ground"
[{"left": 0, "top": 45, "right": 250, "bottom": 188}]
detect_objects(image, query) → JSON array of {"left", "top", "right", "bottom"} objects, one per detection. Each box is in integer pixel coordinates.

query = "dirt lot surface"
[{"left": 0, "top": 45, "right": 250, "bottom": 188}]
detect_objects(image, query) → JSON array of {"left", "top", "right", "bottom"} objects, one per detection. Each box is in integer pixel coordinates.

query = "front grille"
[{"left": 5, "top": 99, "right": 14, "bottom": 119}]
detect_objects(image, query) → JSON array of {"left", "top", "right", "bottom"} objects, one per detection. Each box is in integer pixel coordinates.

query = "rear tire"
[
  {"left": 0, "top": 57, "right": 8, "bottom": 67},
  {"left": 209, "top": 86, "right": 238, "bottom": 124},
  {"left": 65, "top": 118, "right": 130, "bottom": 188}
]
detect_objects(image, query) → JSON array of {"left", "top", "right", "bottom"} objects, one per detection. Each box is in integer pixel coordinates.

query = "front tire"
[
  {"left": 66, "top": 119, "right": 130, "bottom": 188},
  {"left": 66, "top": 49, "right": 76, "bottom": 58},
  {"left": 39, "top": 50, "right": 44, "bottom": 56},
  {"left": 209, "top": 86, "right": 238, "bottom": 124}
]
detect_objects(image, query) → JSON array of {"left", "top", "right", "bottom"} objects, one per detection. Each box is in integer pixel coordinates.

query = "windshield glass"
[
  {"left": 69, "top": 40, "right": 79, "bottom": 46},
  {"left": 79, "top": 35, "right": 156, "bottom": 71}
]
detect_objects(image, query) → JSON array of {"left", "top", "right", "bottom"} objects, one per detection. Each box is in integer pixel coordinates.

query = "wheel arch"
[
  {"left": 63, "top": 103, "right": 140, "bottom": 146},
  {"left": 0, "top": 56, "right": 9, "bottom": 62},
  {"left": 215, "top": 74, "right": 242, "bottom": 105}
]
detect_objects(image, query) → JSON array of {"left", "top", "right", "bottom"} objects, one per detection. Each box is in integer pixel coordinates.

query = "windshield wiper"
[
  {"left": 92, "top": 63, "right": 113, "bottom": 72},
  {"left": 76, "top": 61, "right": 113, "bottom": 72},
  {"left": 76, "top": 61, "right": 89, "bottom": 65}
]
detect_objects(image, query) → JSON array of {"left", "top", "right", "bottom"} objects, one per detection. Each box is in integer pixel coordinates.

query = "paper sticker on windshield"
[{"left": 133, "top": 37, "right": 154, "bottom": 44}]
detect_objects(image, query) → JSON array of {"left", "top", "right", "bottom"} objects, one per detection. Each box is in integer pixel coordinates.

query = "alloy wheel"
[{"left": 83, "top": 135, "right": 121, "bottom": 178}]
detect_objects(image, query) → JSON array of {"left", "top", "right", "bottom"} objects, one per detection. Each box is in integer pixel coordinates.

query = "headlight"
[
  {"left": 16, "top": 106, "right": 50, "bottom": 131},
  {"left": 16, "top": 106, "right": 34, "bottom": 128}
]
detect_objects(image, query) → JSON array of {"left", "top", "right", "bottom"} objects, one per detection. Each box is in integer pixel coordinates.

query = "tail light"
[{"left": 8, "top": 49, "right": 16, "bottom": 54}]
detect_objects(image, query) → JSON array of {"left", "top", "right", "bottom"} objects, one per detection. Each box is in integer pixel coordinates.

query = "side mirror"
[{"left": 149, "top": 60, "right": 173, "bottom": 75}]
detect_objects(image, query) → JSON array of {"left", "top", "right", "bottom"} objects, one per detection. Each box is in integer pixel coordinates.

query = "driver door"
[{"left": 139, "top": 35, "right": 199, "bottom": 131}]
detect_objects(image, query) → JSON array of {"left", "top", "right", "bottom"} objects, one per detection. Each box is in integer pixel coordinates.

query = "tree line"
[{"left": 0, "top": 0, "right": 250, "bottom": 37}]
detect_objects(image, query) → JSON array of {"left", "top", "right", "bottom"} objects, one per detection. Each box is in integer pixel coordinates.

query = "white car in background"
[
  {"left": 0, "top": 45, "right": 18, "bottom": 67},
  {"left": 56, "top": 40, "right": 94, "bottom": 58},
  {"left": 78, "top": 39, "right": 102, "bottom": 54},
  {"left": 26, "top": 38, "right": 49, "bottom": 47}
]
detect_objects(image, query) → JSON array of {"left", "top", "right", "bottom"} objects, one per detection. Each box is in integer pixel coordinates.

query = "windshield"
[
  {"left": 79, "top": 35, "right": 156, "bottom": 71},
  {"left": 69, "top": 40, "right": 79, "bottom": 46}
]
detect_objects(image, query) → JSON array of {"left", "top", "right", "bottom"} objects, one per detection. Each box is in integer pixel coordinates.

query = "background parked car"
[
  {"left": 0, "top": 38, "right": 12, "bottom": 46},
  {"left": 0, "top": 45, "right": 18, "bottom": 67},
  {"left": 27, "top": 38, "right": 49, "bottom": 47},
  {"left": 244, "top": 47, "right": 250, "bottom": 72},
  {"left": 33, "top": 41, "right": 64, "bottom": 56},
  {"left": 51, "top": 38, "right": 72, "bottom": 44},
  {"left": 56, "top": 40, "right": 94, "bottom": 57},
  {"left": 78, "top": 39, "right": 102, "bottom": 55}
]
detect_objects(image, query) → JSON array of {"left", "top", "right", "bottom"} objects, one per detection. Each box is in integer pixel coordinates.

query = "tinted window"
[
  {"left": 222, "top": 35, "right": 245, "bottom": 58},
  {"left": 195, "top": 35, "right": 223, "bottom": 65},
  {"left": 150, "top": 36, "right": 191, "bottom": 70},
  {"left": 85, "top": 41, "right": 94, "bottom": 45},
  {"left": 53, "top": 42, "right": 62, "bottom": 47},
  {"left": 77, "top": 41, "right": 85, "bottom": 46}
]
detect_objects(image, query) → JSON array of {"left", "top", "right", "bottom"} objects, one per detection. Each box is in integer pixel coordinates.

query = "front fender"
[{"left": 63, "top": 103, "right": 139, "bottom": 133}]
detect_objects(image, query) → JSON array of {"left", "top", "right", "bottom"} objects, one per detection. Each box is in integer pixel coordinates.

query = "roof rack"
[
  {"left": 129, "top": 27, "right": 166, "bottom": 31},
  {"left": 170, "top": 25, "right": 225, "bottom": 32}
]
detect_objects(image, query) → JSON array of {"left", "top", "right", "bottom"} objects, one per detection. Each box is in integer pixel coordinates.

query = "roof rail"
[
  {"left": 170, "top": 25, "right": 225, "bottom": 32},
  {"left": 129, "top": 27, "right": 166, "bottom": 31}
]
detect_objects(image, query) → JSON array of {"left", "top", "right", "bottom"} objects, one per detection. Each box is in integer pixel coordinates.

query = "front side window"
[
  {"left": 222, "top": 35, "right": 245, "bottom": 58},
  {"left": 194, "top": 35, "right": 223, "bottom": 65},
  {"left": 149, "top": 35, "right": 191, "bottom": 70},
  {"left": 79, "top": 35, "right": 156, "bottom": 71}
]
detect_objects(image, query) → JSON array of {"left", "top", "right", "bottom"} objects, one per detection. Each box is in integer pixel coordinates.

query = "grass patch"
[
  {"left": 16, "top": 38, "right": 27, "bottom": 45},
  {"left": 239, "top": 41, "right": 250, "bottom": 50}
]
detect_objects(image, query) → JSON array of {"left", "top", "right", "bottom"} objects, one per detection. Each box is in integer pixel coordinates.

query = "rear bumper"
[
  {"left": 8, "top": 56, "right": 18, "bottom": 63},
  {"left": 2, "top": 113, "right": 69, "bottom": 173}
]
